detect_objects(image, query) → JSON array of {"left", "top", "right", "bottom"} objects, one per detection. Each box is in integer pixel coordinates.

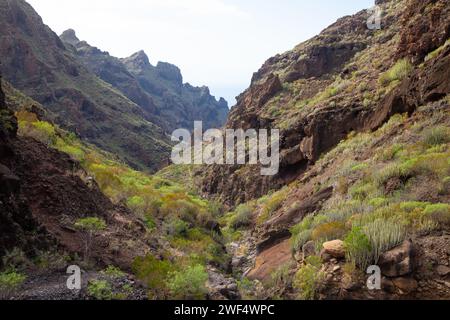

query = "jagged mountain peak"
[
  {"left": 60, "top": 28, "right": 80, "bottom": 46},
  {"left": 57, "top": 28, "right": 228, "bottom": 131},
  {"left": 121, "top": 50, "right": 152, "bottom": 73}
]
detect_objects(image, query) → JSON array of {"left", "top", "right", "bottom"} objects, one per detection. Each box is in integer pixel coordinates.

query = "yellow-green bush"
[
  {"left": 132, "top": 255, "right": 175, "bottom": 299},
  {"left": 293, "top": 256, "right": 324, "bottom": 300},
  {"left": 311, "top": 222, "right": 347, "bottom": 242},
  {"left": 167, "top": 264, "right": 208, "bottom": 300},
  {"left": 18, "top": 120, "right": 57, "bottom": 145},
  {"left": 87, "top": 280, "right": 113, "bottom": 300},
  {"left": 423, "top": 203, "right": 450, "bottom": 226},
  {"left": 258, "top": 188, "right": 288, "bottom": 224},
  {"left": 379, "top": 59, "right": 413, "bottom": 86},
  {"left": 0, "top": 271, "right": 27, "bottom": 300},
  {"left": 423, "top": 126, "right": 450, "bottom": 147},
  {"left": 344, "top": 227, "right": 372, "bottom": 270}
]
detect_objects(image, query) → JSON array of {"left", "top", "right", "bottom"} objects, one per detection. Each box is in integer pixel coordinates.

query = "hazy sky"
[{"left": 27, "top": 0, "right": 374, "bottom": 105}]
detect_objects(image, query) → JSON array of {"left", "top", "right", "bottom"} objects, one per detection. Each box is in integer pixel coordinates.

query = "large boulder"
[
  {"left": 379, "top": 240, "right": 414, "bottom": 277},
  {"left": 322, "top": 240, "right": 345, "bottom": 259}
]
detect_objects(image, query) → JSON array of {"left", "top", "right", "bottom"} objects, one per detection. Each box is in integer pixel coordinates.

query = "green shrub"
[
  {"left": 424, "top": 204, "right": 450, "bottom": 226},
  {"left": 293, "top": 256, "right": 324, "bottom": 300},
  {"left": 369, "top": 197, "right": 389, "bottom": 208},
  {"left": 270, "top": 263, "right": 293, "bottom": 288},
  {"left": 167, "top": 264, "right": 208, "bottom": 300},
  {"left": 423, "top": 126, "right": 450, "bottom": 147},
  {"left": 237, "top": 278, "right": 256, "bottom": 300},
  {"left": 55, "top": 140, "right": 85, "bottom": 161},
  {"left": 102, "top": 266, "right": 126, "bottom": 278},
  {"left": 364, "top": 219, "right": 406, "bottom": 264},
  {"left": 34, "top": 251, "right": 69, "bottom": 271},
  {"left": 19, "top": 120, "right": 57, "bottom": 146},
  {"left": 87, "top": 280, "right": 113, "bottom": 300},
  {"left": 374, "top": 162, "right": 414, "bottom": 188},
  {"left": 132, "top": 255, "right": 174, "bottom": 299},
  {"left": 0, "top": 109, "right": 15, "bottom": 132},
  {"left": 350, "top": 182, "right": 376, "bottom": 200},
  {"left": 440, "top": 177, "right": 450, "bottom": 195},
  {"left": 376, "top": 144, "right": 404, "bottom": 161},
  {"left": 424, "top": 39, "right": 450, "bottom": 62},
  {"left": 290, "top": 215, "right": 314, "bottom": 236},
  {"left": 400, "top": 201, "right": 431, "bottom": 212},
  {"left": 144, "top": 215, "right": 157, "bottom": 231},
  {"left": 75, "top": 217, "right": 106, "bottom": 231},
  {"left": 416, "top": 219, "right": 439, "bottom": 235},
  {"left": 351, "top": 163, "right": 369, "bottom": 172},
  {"left": 165, "top": 218, "right": 189, "bottom": 238},
  {"left": 291, "top": 229, "right": 313, "bottom": 254},
  {"left": 311, "top": 222, "right": 347, "bottom": 242},
  {"left": 379, "top": 59, "right": 413, "bottom": 86},
  {"left": 259, "top": 189, "right": 287, "bottom": 223},
  {"left": 344, "top": 227, "right": 372, "bottom": 270},
  {"left": 0, "top": 271, "right": 26, "bottom": 300},
  {"left": 230, "top": 204, "right": 253, "bottom": 230}
]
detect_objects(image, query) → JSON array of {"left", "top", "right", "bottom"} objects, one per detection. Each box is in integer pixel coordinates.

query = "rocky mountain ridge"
[{"left": 60, "top": 29, "right": 229, "bottom": 132}]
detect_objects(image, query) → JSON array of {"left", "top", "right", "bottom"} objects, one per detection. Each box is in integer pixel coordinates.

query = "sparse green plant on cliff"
[
  {"left": 0, "top": 271, "right": 26, "bottom": 300},
  {"left": 258, "top": 188, "right": 288, "bottom": 225},
  {"left": 87, "top": 279, "right": 113, "bottom": 300},
  {"left": 291, "top": 229, "right": 313, "bottom": 254},
  {"left": 423, "top": 126, "right": 449, "bottom": 147},
  {"left": 230, "top": 204, "right": 253, "bottom": 230},
  {"left": 293, "top": 256, "right": 324, "bottom": 300},
  {"left": 102, "top": 266, "right": 126, "bottom": 279},
  {"left": 344, "top": 227, "right": 372, "bottom": 270},
  {"left": 424, "top": 39, "right": 450, "bottom": 62},
  {"left": 379, "top": 58, "right": 413, "bottom": 86},
  {"left": 424, "top": 203, "right": 450, "bottom": 226}
]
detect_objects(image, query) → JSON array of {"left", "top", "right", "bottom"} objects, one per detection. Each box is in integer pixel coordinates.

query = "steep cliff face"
[
  {"left": 0, "top": 70, "right": 43, "bottom": 265},
  {"left": 0, "top": 0, "right": 171, "bottom": 172},
  {"left": 0, "top": 76, "right": 150, "bottom": 269},
  {"left": 60, "top": 30, "right": 229, "bottom": 132},
  {"left": 200, "top": 0, "right": 450, "bottom": 206}
]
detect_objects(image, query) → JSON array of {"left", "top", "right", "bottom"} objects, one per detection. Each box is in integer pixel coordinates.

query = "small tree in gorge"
[{"left": 74, "top": 217, "right": 106, "bottom": 263}]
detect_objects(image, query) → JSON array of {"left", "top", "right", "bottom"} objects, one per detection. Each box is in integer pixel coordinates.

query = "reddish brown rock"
[
  {"left": 392, "top": 277, "right": 418, "bottom": 294},
  {"left": 379, "top": 241, "right": 414, "bottom": 277},
  {"left": 247, "top": 239, "right": 292, "bottom": 281}
]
